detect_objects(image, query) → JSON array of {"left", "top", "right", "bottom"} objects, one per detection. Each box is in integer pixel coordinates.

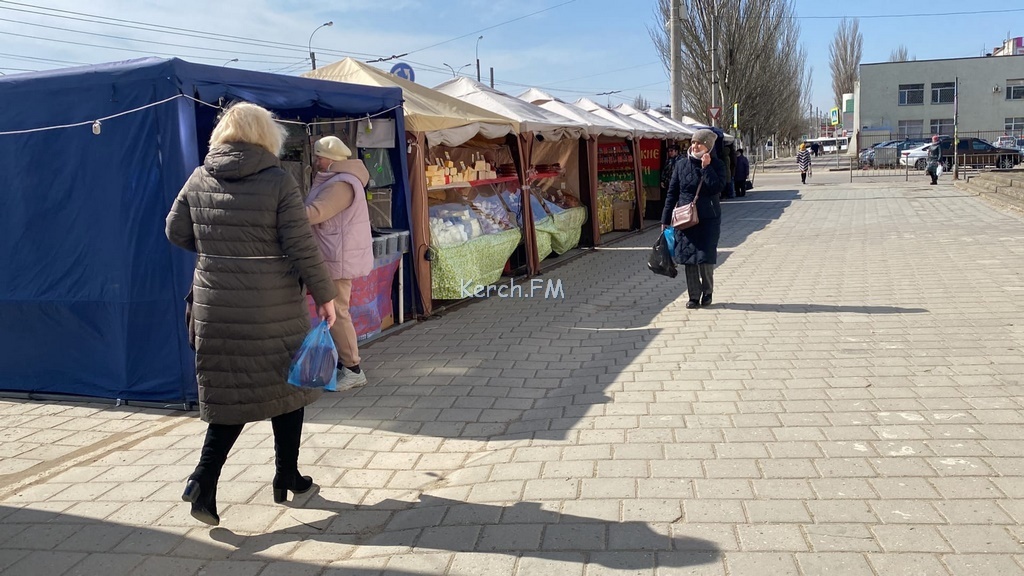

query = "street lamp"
[
  {"left": 475, "top": 35, "right": 484, "bottom": 82},
  {"left": 222, "top": 58, "right": 239, "bottom": 67},
  {"left": 443, "top": 63, "right": 472, "bottom": 78},
  {"left": 308, "top": 21, "right": 333, "bottom": 71}
]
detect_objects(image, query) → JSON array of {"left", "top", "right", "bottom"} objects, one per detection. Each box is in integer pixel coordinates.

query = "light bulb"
[{"left": 92, "top": 121, "right": 102, "bottom": 135}]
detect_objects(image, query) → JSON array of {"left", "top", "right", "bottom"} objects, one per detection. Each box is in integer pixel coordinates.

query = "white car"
[
  {"left": 899, "top": 143, "right": 932, "bottom": 168},
  {"left": 900, "top": 141, "right": 954, "bottom": 170}
]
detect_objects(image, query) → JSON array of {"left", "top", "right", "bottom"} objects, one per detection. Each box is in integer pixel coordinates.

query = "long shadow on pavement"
[
  {"left": 209, "top": 493, "right": 721, "bottom": 569},
  {"left": 0, "top": 498, "right": 720, "bottom": 574},
  {"left": 714, "top": 302, "right": 929, "bottom": 314}
]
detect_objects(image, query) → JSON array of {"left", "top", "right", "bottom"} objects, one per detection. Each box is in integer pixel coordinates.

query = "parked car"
[
  {"left": 900, "top": 137, "right": 1020, "bottom": 170},
  {"left": 874, "top": 137, "right": 941, "bottom": 168},
  {"left": 994, "top": 135, "right": 1017, "bottom": 149},
  {"left": 859, "top": 140, "right": 901, "bottom": 166}
]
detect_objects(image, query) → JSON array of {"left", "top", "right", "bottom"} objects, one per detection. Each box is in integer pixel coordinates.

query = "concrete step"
[
  {"left": 971, "top": 170, "right": 1024, "bottom": 188},
  {"left": 957, "top": 180, "right": 1024, "bottom": 212}
]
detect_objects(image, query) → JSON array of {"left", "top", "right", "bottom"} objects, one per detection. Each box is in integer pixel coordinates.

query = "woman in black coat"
[{"left": 661, "top": 129, "right": 726, "bottom": 308}]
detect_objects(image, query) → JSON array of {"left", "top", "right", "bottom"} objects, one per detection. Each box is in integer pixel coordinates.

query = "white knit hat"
[{"left": 313, "top": 136, "right": 352, "bottom": 161}]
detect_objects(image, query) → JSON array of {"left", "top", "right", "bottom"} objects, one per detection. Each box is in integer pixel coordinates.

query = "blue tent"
[{"left": 0, "top": 58, "right": 410, "bottom": 406}]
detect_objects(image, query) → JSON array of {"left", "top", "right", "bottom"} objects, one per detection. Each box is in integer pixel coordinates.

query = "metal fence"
[{"left": 853, "top": 129, "right": 1024, "bottom": 179}]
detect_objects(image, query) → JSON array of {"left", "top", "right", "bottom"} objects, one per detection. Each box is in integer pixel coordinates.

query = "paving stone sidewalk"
[{"left": 1, "top": 180, "right": 1023, "bottom": 576}]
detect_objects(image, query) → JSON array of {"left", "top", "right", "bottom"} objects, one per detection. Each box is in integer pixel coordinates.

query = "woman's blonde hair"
[{"left": 209, "top": 102, "right": 289, "bottom": 156}]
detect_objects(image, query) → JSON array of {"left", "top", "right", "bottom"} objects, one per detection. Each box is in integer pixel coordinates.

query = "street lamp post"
[
  {"left": 475, "top": 35, "right": 484, "bottom": 82},
  {"left": 308, "top": 21, "right": 333, "bottom": 71},
  {"left": 222, "top": 58, "right": 239, "bottom": 67},
  {"left": 443, "top": 63, "right": 472, "bottom": 78}
]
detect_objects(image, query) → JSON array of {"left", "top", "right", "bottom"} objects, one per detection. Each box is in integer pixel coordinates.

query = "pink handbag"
[{"left": 671, "top": 176, "right": 704, "bottom": 230}]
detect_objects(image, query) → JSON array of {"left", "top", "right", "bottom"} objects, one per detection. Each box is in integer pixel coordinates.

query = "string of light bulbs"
[{"left": 0, "top": 92, "right": 404, "bottom": 136}]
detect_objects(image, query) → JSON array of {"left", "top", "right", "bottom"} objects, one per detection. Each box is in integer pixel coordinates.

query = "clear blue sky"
[{"left": 0, "top": 0, "right": 1019, "bottom": 120}]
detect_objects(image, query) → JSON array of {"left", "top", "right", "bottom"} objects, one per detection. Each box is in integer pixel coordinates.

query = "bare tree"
[
  {"left": 633, "top": 94, "right": 651, "bottom": 110},
  {"left": 829, "top": 18, "right": 862, "bottom": 109},
  {"left": 889, "top": 44, "right": 910, "bottom": 62},
  {"left": 648, "top": 0, "right": 810, "bottom": 147}
]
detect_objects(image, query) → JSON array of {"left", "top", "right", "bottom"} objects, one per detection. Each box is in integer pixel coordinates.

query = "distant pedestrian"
[
  {"left": 811, "top": 142, "right": 820, "bottom": 156},
  {"left": 723, "top": 142, "right": 737, "bottom": 199},
  {"left": 925, "top": 135, "right": 943, "bottom": 185},
  {"left": 734, "top": 149, "right": 750, "bottom": 197},
  {"left": 166, "top": 102, "right": 339, "bottom": 527},
  {"left": 797, "top": 144, "right": 812, "bottom": 184},
  {"left": 661, "top": 144, "right": 680, "bottom": 195}
]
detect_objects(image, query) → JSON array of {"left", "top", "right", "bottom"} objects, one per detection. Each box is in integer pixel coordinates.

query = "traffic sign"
[
  {"left": 709, "top": 106, "right": 721, "bottom": 120},
  {"left": 390, "top": 63, "right": 415, "bottom": 82},
  {"left": 829, "top": 107, "right": 840, "bottom": 126}
]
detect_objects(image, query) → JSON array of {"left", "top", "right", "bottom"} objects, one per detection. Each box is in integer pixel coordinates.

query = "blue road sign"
[{"left": 390, "top": 63, "right": 415, "bottom": 82}]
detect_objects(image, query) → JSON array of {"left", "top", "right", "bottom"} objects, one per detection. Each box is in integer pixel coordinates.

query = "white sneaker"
[{"left": 334, "top": 367, "right": 367, "bottom": 391}]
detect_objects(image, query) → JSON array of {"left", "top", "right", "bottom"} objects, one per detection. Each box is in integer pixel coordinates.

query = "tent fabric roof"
[
  {"left": 517, "top": 88, "right": 632, "bottom": 138},
  {"left": 574, "top": 98, "right": 662, "bottom": 139},
  {"left": 612, "top": 104, "right": 679, "bottom": 138},
  {"left": 303, "top": 58, "right": 518, "bottom": 147},
  {"left": 646, "top": 109, "right": 697, "bottom": 136},
  {"left": 434, "top": 78, "right": 589, "bottom": 141}
]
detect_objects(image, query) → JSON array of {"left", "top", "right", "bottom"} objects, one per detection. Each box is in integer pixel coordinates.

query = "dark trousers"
[
  {"left": 191, "top": 407, "right": 305, "bottom": 486},
  {"left": 684, "top": 264, "right": 714, "bottom": 301}
]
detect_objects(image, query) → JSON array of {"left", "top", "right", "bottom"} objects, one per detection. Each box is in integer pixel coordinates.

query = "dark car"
[{"left": 905, "top": 137, "right": 1020, "bottom": 170}]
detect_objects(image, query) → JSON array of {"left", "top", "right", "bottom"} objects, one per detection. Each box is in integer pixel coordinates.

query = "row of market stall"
[
  {"left": 304, "top": 58, "right": 721, "bottom": 315},
  {"left": 0, "top": 56, "right": 730, "bottom": 405}
]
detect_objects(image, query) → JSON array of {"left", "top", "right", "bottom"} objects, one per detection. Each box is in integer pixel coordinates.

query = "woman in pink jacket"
[{"left": 305, "top": 136, "right": 374, "bottom": 390}]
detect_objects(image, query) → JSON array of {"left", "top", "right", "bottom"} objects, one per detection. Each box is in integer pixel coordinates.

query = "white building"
[{"left": 855, "top": 53, "right": 1024, "bottom": 139}]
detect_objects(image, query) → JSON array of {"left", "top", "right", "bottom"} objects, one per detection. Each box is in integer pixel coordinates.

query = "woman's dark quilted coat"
[
  {"left": 661, "top": 153, "right": 726, "bottom": 265},
  {"left": 166, "top": 142, "right": 338, "bottom": 425}
]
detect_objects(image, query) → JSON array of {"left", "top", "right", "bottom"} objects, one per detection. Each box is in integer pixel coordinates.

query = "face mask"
[{"left": 689, "top": 150, "right": 705, "bottom": 161}]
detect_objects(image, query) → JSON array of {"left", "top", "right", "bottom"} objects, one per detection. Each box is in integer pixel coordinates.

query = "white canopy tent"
[
  {"left": 573, "top": 98, "right": 663, "bottom": 140},
  {"left": 434, "top": 78, "right": 588, "bottom": 141},
  {"left": 612, "top": 104, "right": 685, "bottom": 139},
  {"left": 642, "top": 109, "right": 696, "bottom": 138},
  {"left": 518, "top": 88, "right": 633, "bottom": 139}
]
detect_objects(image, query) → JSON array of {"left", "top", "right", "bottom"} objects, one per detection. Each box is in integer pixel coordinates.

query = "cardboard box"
[
  {"left": 380, "top": 313, "right": 394, "bottom": 330},
  {"left": 612, "top": 201, "right": 634, "bottom": 231}
]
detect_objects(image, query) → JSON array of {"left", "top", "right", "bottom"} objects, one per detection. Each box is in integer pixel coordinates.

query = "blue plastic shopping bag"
[
  {"left": 663, "top": 227, "right": 676, "bottom": 255},
  {"left": 287, "top": 320, "right": 338, "bottom": 390}
]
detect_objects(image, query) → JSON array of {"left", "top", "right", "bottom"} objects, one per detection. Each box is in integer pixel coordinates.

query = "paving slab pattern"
[{"left": 1, "top": 180, "right": 1023, "bottom": 575}]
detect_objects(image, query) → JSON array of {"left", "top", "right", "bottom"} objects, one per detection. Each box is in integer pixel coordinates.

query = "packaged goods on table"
[{"left": 430, "top": 228, "right": 522, "bottom": 299}]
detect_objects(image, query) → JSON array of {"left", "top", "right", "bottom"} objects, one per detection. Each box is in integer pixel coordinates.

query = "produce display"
[
  {"left": 426, "top": 152, "right": 499, "bottom": 187},
  {"left": 428, "top": 197, "right": 515, "bottom": 249},
  {"left": 596, "top": 142, "right": 637, "bottom": 234},
  {"left": 430, "top": 228, "right": 522, "bottom": 299}
]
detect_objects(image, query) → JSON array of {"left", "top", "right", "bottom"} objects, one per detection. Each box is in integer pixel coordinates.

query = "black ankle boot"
[
  {"left": 272, "top": 472, "right": 314, "bottom": 503},
  {"left": 182, "top": 478, "right": 220, "bottom": 526},
  {"left": 701, "top": 293, "right": 713, "bottom": 307},
  {"left": 685, "top": 299, "right": 700, "bottom": 309}
]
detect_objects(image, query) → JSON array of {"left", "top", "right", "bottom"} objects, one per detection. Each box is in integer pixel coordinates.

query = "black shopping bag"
[{"left": 647, "top": 233, "right": 678, "bottom": 278}]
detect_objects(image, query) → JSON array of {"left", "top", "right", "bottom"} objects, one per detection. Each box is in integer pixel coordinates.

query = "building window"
[
  {"left": 929, "top": 119, "right": 954, "bottom": 135},
  {"left": 931, "top": 82, "right": 955, "bottom": 104},
  {"left": 1006, "top": 117, "right": 1024, "bottom": 134},
  {"left": 899, "top": 84, "right": 924, "bottom": 106},
  {"left": 898, "top": 120, "right": 924, "bottom": 138},
  {"left": 1008, "top": 79, "right": 1024, "bottom": 100}
]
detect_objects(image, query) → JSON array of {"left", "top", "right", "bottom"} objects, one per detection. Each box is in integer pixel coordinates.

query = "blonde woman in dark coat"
[{"left": 166, "top": 102, "right": 338, "bottom": 526}]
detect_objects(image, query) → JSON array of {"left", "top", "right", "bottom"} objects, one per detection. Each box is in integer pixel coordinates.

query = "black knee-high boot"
[
  {"left": 684, "top": 265, "right": 702, "bottom": 307},
  {"left": 271, "top": 407, "right": 312, "bottom": 503},
  {"left": 183, "top": 422, "right": 243, "bottom": 526},
  {"left": 699, "top": 263, "right": 714, "bottom": 306}
]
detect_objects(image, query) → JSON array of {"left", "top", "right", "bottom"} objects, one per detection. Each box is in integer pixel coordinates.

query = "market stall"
[
  {"left": 0, "top": 57, "right": 408, "bottom": 405},
  {"left": 305, "top": 58, "right": 520, "bottom": 312},
  {"left": 518, "top": 88, "right": 636, "bottom": 248},
  {"left": 613, "top": 104, "right": 690, "bottom": 222},
  {"left": 434, "top": 78, "right": 590, "bottom": 273},
  {"left": 573, "top": 98, "right": 662, "bottom": 239}
]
